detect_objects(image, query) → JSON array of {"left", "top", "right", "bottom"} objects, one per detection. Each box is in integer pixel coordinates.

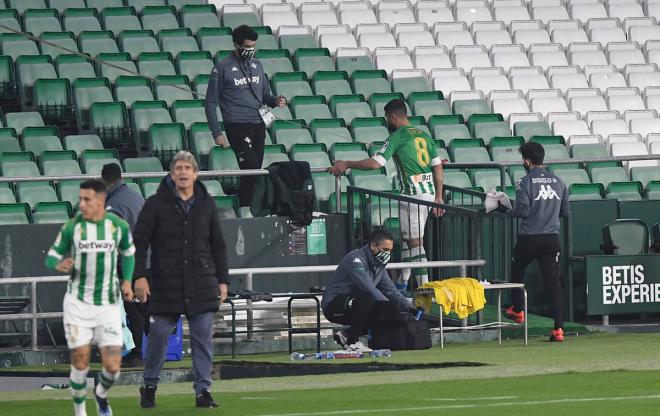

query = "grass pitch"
[{"left": 2, "top": 332, "right": 660, "bottom": 415}]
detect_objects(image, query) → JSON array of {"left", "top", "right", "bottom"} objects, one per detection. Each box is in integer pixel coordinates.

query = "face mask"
[
  {"left": 374, "top": 249, "right": 391, "bottom": 266},
  {"left": 239, "top": 46, "right": 255, "bottom": 61}
]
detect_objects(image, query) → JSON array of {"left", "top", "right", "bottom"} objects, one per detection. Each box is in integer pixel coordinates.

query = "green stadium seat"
[
  {"left": 490, "top": 136, "right": 524, "bottom": 149},
  {"left": 530, "top": 135, "right": 565, "bottom": 145},
  {"left": 602, "top": 219, "right": 649, "bottom": 255},
  {"left": 115, "top": 76, "right": 154, "bottom": 109},
  {"left": 159, "top": 29, "right": 199, "bottom": 58},
  {"left": 0, "top": 187, "right": 16, "bottom": 203},
  {"left": 271, "top": 72, "right": 313, "bottom": 98},
  {"left": 336, "top": 55, "right": 374, "bottom": 76},
  {"left": 16, "top": 55, "right": 57, "bottom": 107},
  {"left": 313, "top": 126, "right": 353, "bottom": 150},
  {"left": 392, "top": 76, "right": 430, "bottom": 98},
  {"left": 171, "top": 99, "right": 206, "bottom": 131},
  {"left": 180, "top": 5, "right": 220, "bottom": 34},
  {"left": 88, "top": 0, "right": 124, "bottom": 11},
  {"left": 63, "top": 9, "right": 103, "bottom": 37},
  {"left": 119, "top": 31, "right": 160, "bottom": 60},
  {"left": 130, "top": 100, "right": 172, "bottom": 151},
  {"left": 97, "top": 53, "right": 138, "bottom": 84},
  {"left": 473, "top": 122, "right": 512, "bottom": 144},
  {"left": 73, "top": 77, "right": 113, "bottom": 130},
  {"left": 312, "top": 71, "right": 351, "bottom": 101},
  {"left": 281, "top": 33, "right": 318, "bottom": 55},
  {"left": 631, "top": 167, "right": 660, "bottom": 190},
  {"left": 214, "top": 195, "right": 239, "bottom": 219},
  {"left": 141, "top": 6, "right": 179, "bottom": 35},
  {"left": 43, "top": 159, "right": 82, "bottom": 177},
  {"left": 84, "top": 157, "right": 121, "bottom": 175},
  {"left": 18, "top": 185, "right": 58, "bottom": 209},
  {"left": 491, "top": 146, "right": 522, "bottom": 162},
  {"left": 294, "top": 48, "right": 334, "bottom": 79},
  {"left": 0, "top": 34, "right": 40, "bottom": 61},
  {"left": 0, "top": 203, "right": 30, "bottom": 225},
  {"left": 443, "top": 170, "right": 473, "bottom": 188},
  {"left": 55, "top": 54, "right": 96, "bottom": 83},
  {"left": 591, "top": 166, "right": 630, "bottom": 188},
  {"left": 351, "top": 70, "right": 391, "bottom": 99},
  {"left": 543, "top": 144, "right": 572, "bottom": 164},
  {"left": 201, "top": 179, "right": 224, "bottom": 197},
  {"left": 23, "top": 9, "right": 63, "bottom": 37},
  {"left": 509, "top": 165, "right": 525, "bottom": 183},
  {"left": 606, "top": 181, "right": 643, "bottom": 201},
  {"left": 257, "top": 49, "right": 294, "bottom": 79},
  {"left": 332, "top": 148, "right": 369, "bottom": 163},
  {"left": 58, "top": 180, "right": 82, "bottom": 207},
  {"left": 196, "top": 27, "right": 233, "bottom": 58},
  {"left": 192, "top": 74, "right": 209, "bottom": 98},
  {"left": 291, "top": 144, "right": 331, "bottom": 169},
  {"left": 0, "top": 135, "right": 20, "bottom": 154},
  {"left": 452, "top": 147, "right": 491, "bottom": 163},
  {"left": 123, "top": 156, "right": 163, "bottom": 173},
  {"left": 262, "top": 150, "right": 290, "bottom": 167},
  {"left": 571, "top": 143, "right": 619, "bottom": 170},
  {"left": 40, "top": 32, "right": 79, "bottom": 60},
  {"left": 472, "top": 170, "right": 512, "bottom": 191},
  {"left": 467, "top": 113, "right": 504, "bottom": 136},
  {"left": 271, "top": 105, "right": 292, "bottom": 121},
  {"left": 33, "top": 209, "right": 70, "bottom": 224},
  {"left": 189, "top": 122, "right": 216, "bottom": 169},
  {"left": 333, "top": 101, "right": 374, "bottom": 127},
  {"left": 569, "top": 183, "right": 604, "bottom": 201},
  {"left": 432, "top": 124, "right": 471, "bottom": 142},
  {"left": 143, "top": 181, "right": 159, "bottom": 198},
  {"left": 5, "top": 112, "right": 45, "bottom": 136},
  {"left": 314, "top": 175, "right": 348, "bottom": 211},
  {"left": 351, "top": 118, "right": 389, "bottom": 144},
  {"left": 0, "top": 10, "right": 21, "bottom": 35},
  {"left": 370, "top": 93, "right": 408, "bottom": 117},
  {"left": 0, "top": 55, "right": 15, "bottom": 99},
  {"left": 81, "top": 148, "right": 119, "bottom": 164},
  {"left": 290, "top": 96, "right": 331, "bottom": 125},
  {"left": 79, "top": 31, "right": 120, "bottom": 57},
  {"left": 177, "top": 51, "right": 213, "bottom": 82},
  {"left": 222, "top": 10, "right": 260, "bottom": 29},
  {"left": 90, "top": 101, "right": 129, "bottom": 147},
  {"left": 63, "top": 134, "right": 103, "bottom": 158},
  {"left": 22, "top": 133, "right": 63, "bottom": 160},
  {"left": 101, "top": 7, "right": 142, "bottom": 34},
  {"left": 208, "top": 146, "right": 239, "bottom": 189},
  {"left": 554, "top": 168, "right": 591, "bottom": 188},
  {"left": 253, "top": 27, "right": 278, "bottom": 50},
  {"left": 34, "top": 78, "right": 74, "bottom": 124},
  {"left": 273, "top": 126, "right": 314, "bottom": 151},
  {"left": 353, "top": 174, "right": 391, "bottom": 191},
  {"left": 453, "top": 100, "right": 490, "bottom": 122},
  {"left": 137, "top": 52, "right": 176, "bottom": 78},
  {"left": 514, "top": 121, "right": 552, "bottom": 142},
  {"left": 154, "top": 75, "right": 193, "bottom": 106},
  {"left": 128, "top": 0, "right": 167, "bottom": 13},
  {"left": 148, "top": 122, "right": 185, "bottom": 165},
  {"left": 408, "top": 91, "right": 450, "bottom": 120},
  {"left": 48, "top": 0, "right": 85, "bottom": 14}
]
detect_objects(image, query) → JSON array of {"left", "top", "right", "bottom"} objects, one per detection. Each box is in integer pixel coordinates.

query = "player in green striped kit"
[
  {"left": 329, "top": 99, "right": 445, "bottom": 289},
  {"left": 45, "top": 180, "right": 135, "bottom": 416}
]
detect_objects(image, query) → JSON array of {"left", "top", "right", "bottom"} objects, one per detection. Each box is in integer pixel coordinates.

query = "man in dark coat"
[{"left": 132, "top": 151, "right": 229, "bottom": 409}]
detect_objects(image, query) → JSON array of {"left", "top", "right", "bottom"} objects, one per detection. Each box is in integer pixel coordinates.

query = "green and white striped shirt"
[{"left": 47, "top": 213, "right": 135, "bottom": 306}]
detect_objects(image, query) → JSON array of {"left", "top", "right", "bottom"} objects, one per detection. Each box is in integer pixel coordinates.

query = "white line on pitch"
[{"left": 425, "top": 395, "right": 518, "bottom": 401}]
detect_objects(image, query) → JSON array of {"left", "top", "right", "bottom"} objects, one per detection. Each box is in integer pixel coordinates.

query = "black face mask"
[
  {"left": 239, "top": 46, "right": 255, "bottom": 61},
  {"left": 374, "top": 250, "right": 391, "bottom": 266}
]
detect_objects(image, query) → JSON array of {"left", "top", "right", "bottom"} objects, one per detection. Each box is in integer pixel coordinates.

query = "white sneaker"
[{"left": 345, "top": 341, "right": 372, "bottom": 353}]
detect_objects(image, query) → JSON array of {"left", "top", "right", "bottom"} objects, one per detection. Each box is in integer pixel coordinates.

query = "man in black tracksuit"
[
  {"left": 499, "top": 142, "right": 570, "bottom": 342},
  {"left": 204, "top": 25, "right": 287, "bottom": 207}
]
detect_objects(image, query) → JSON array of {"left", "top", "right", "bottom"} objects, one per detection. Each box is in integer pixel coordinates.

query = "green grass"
[{"left": 3, "top": 332, "right": 660, "bottom": 415}]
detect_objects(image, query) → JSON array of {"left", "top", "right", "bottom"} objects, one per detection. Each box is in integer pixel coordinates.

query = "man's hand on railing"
[
  {"left": 55, "top": 258, "right": 74, "bottom": 273},
  {"left": 328, "top": 160, "right": 348, "bottom": 176},
  {"left": 432, "top": 196, "right": 445, "bottom": 217},
  {"left": 122, "top": 280, "right": 134, "bottom": 302},
  {"left": 134, "top": 277, "right": 150, "bottom": 303}
]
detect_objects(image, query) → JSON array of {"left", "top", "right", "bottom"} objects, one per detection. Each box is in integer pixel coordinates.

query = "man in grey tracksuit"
[
  {"left": 322, "top": 229, "right": 421, "bottom": 351},
  {"left": 204, "top": 25, "right": 287, "bottom": 207},
  {"left": 498, "top": 142, "right": 570, "bottom": 342}
]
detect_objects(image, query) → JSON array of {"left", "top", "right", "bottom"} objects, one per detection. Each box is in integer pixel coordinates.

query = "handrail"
[{"left": 0, "top": 260, "right": 486, "bottom": 351}]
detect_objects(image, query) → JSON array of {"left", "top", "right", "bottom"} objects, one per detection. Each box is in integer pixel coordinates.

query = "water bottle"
[
  {"left": 369, "top": 349, "right": 392, "bottom": 358},
  {"left": 290, "top": 352, "right": 306, "bottom": 361}
]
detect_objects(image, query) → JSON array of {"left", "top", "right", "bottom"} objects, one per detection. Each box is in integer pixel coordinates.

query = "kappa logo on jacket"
[
  {"left": 353, "top": 257, "right": 363, "bottom": 264},
  {"left": 534, "top": 184, "right": 560, "bottom": 201}
]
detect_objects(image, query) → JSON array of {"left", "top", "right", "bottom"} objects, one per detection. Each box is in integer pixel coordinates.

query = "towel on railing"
[{"left": 415, "top": 278, "right": 486, "bottom": 319}]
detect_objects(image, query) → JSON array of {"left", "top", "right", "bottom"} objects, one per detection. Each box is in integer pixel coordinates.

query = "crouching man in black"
[{"left": 322, "top": 228, "right": 421, "bottom": 352}]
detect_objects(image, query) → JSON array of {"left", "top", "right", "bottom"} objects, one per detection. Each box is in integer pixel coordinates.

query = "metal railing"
[{"left": 0, "top": 260, "right": 486, "bottom": 351}]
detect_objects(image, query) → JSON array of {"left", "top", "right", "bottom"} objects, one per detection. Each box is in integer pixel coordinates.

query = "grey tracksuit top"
[
  {"left": 507, "top": 167, "right": 570, "bottom": 235},
  {"left": 204, "top": 53, "right": 278, "bottom": 137}
]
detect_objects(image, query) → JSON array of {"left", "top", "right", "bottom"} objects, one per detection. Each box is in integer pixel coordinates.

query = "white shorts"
[
  {"left": 63, "top": 293, "right": 122, "bottom": 350},
  {"left": 399, "top": 193, "right": 435, "bottom": 240}
]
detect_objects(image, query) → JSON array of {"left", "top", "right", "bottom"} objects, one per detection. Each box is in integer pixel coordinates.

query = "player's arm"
[
  {"left": 118, "top": 221, "right": 136, "bottom": 282},
  {"left": 328, "top": 158, "right": 381, "bottom": 176},
  {"left": 429, "top": 141, "right": 445, "bottom": 215},
  {"left": 45, "top": 222, "right": 73, "bottom": 272}
]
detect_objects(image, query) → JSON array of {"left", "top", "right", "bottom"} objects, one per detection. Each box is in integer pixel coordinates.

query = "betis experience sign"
[{"left": 587, "top": 255, "right": 660, "bottom": 315}]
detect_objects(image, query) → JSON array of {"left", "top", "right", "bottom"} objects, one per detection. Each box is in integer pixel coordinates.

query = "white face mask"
[{"left": 239, "top": 46, "right": 255, "bottom": 61}]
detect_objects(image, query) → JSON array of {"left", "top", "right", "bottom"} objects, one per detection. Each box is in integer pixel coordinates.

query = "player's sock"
[
  {"left": 399, "top": 242, "right": 412, "bottom": 288},
  {"left": 95, "top": 368, "right": 120, "bottom": 399},
  {"left": 70, "top": 365, "right": 88, "bottom": 416},
  {"left": 408, "top": 246, "right": 429, "bottom": 287}
]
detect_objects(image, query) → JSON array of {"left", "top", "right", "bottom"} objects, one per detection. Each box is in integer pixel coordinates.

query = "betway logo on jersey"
[
  {"left": 77, "top": 240, "right": 116, "bottom": 253},
  {"left": 534, "top": 185, "right": 560, "bottom": 201},
  {"left": 234, "top": 75, "right": 260, "bottom": 86}
]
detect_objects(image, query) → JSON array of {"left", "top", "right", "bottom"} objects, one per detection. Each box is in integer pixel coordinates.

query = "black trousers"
[
  {"left": 124, "top": 299, "right": 149, "bottom": 355},
  {"left": 323, "top": 294, "right": 406, "bottom": 344},
  {"left": 511, "top": 234, "right": 564, "bottom": 329},
  {"left": 224, "top": 122, "right": 266, "bottom": 207}
]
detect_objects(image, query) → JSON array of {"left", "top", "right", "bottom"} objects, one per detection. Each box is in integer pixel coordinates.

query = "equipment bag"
[{"left": 368, "top": 314, "right": 432, "bottom": 351}]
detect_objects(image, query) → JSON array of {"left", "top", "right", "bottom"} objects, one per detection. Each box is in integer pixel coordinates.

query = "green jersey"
[
  {"left": 47, "top": 213, "right": 135, "bottom": 306},
  {"left": 372, "top": 126, "right": 441, "bottom": 195}
]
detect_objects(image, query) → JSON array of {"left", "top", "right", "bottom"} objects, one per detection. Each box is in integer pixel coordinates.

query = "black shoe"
[
  {"left": 139, "top": 385, "right": 157, "bottom": 408},
  {"left": 195, "top": 390, "right": 219, "bottom": 408}
]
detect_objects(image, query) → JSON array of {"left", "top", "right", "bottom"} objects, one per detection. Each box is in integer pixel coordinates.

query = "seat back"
[{"left": 601, "top": 219, "right": 649, "bottom": 255}]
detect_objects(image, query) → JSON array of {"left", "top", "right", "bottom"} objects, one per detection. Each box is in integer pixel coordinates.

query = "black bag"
[{"left": 368, "top": 314, "right": 432, "bottom": 351}]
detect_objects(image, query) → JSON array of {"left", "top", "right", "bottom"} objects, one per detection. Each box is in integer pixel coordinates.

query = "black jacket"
[{"left": 133, "top": 176, "right": 229, "bottom": 317}]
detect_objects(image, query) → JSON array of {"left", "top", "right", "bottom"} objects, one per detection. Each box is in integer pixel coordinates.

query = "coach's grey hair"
[{"left": 170, "top": 150, "right": 199, "bottom": 172}]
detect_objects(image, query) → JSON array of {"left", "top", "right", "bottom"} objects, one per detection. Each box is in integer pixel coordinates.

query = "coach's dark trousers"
[
  {"left": 224, "top": 122, "right": 266, "bottom": 207},
  {"left": 143, "top": 312, "right": 214, "bottom": 394},
  {"left": 510, "top": 234, "right": 564, "bottom": 329}
]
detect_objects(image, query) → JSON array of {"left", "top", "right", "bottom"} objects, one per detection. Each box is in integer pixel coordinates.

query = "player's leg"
[
  {"left": 140, "top": 314, "right": 178, "bottom": 408},
  {"left": 188, "top": 312, "right": 218, "bottom": 408},
  {"left": 400, "top": 195, "right": 433, "bottom": 288},
  {"left": 69, "top": 343, "right": 92, "bottom": 416},
  {"left": 93, "top": 301, "right": 124, "bottom": 416}
]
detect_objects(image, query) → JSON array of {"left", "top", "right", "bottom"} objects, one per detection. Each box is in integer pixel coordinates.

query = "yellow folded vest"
[{"left": 416, "top": 278, "right": 486, "bottom": 319}]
